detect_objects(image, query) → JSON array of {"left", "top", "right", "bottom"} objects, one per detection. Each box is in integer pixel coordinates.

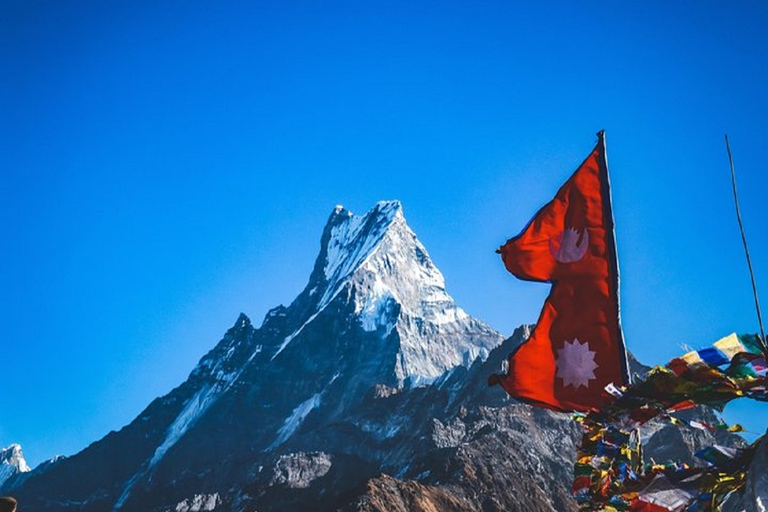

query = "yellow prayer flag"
[{"left": 714, "top": 333, "right": 745, "bottom": 360}]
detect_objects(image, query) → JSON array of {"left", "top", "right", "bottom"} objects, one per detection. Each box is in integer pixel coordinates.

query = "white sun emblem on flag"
[{"left": 555, "top": 338, "right": 599, "bottom": 390}]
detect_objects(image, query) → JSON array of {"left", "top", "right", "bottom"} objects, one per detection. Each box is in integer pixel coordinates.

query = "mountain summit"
[{"left": 273, "top": 200, "right": 500, "bottom": 384}]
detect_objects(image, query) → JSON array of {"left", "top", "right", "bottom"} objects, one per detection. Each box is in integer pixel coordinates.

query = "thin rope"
[{"left": 725, "top": 134, "right": 768, "bottom": 356}]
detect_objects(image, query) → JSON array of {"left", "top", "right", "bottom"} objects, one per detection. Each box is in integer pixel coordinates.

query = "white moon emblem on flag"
[
  {"left": 556, "top": 339, "right": 598, "bottom": 390},
  {"left": 549, "top": 227, "right": 589, "bottom": 263}
]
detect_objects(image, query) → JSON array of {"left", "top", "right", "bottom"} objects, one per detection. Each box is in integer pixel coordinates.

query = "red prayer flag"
[{"left": 489, "top": 131, "right": 630, "bottom": 411}]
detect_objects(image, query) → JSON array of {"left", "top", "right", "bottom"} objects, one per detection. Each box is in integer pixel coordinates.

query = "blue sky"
[{"left": 2, "top": 1, "right": 767, "bottom": 467}]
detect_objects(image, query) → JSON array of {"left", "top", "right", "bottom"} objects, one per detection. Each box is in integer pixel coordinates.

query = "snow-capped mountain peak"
[
  {"left": 0, "top": 444, "right": 30, "bottom": 487},
  {"left": 312, "top": 200, "right": 403, "bottom": 309},
  {"left": 282, "top": 200, "right": 503, "bottom": 385}
]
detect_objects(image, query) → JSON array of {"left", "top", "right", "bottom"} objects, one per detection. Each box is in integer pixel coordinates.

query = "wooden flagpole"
[{"left": 725, "top": 134, "right": 768, "bottom": 356}]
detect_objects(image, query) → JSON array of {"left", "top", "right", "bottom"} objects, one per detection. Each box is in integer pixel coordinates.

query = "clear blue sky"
[{"left": 2, "top": 1, "right": 767, "bottom": 467}]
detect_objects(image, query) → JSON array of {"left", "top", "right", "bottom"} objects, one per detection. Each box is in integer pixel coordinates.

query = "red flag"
[{"left": 490, "top": 131, "right": 629, "bottom": 411}]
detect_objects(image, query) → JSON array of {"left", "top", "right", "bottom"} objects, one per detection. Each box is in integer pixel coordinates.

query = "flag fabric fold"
[{"left": 490, "top": 131, "right": 630, "bottom": 411}]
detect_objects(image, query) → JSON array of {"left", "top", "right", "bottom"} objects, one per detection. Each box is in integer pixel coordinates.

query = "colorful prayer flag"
[{"left": 630, "top": 474, "right": 696, "bottom": 512}]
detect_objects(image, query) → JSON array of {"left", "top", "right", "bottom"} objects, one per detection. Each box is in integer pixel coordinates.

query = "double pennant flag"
[{"left": 489, "top": 131, "right": 630, "bottom": 411}]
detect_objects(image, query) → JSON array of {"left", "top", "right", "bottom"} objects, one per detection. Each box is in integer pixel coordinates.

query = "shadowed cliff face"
[{"left": 5, "top": 201, "right": 751, "bottom": 512}]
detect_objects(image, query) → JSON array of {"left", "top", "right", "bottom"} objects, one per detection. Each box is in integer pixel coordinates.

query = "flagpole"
[
  {"left": 596, "top": 131, "right": 631, "bottom": 384},
  {"left": 725, "top": 134, "right": 768, "bottom": 357}
]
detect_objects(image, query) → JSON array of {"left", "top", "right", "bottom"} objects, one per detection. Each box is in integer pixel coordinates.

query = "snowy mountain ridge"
[
  {"left": 270, "top": 200, "right": 402, "bottom": 360},
  {"left": 271, "top": 200, "right": 501, "bottom": 385}
]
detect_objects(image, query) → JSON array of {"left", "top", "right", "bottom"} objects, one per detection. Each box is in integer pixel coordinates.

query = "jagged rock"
[
  {"left": 345, "top": 474, "right": 475, "bottom": 512},
  {"left": 641, "top": 406, "right": 746, "bottom": 467},
  {"left": 169, "top": 494, "right": 220, "bottom": 512},
  {"left": 267, "top": 452, "right": 333, "bottom": 489},
  {"left": 430, "top": 418, "right": 467, "bottom": 449}
]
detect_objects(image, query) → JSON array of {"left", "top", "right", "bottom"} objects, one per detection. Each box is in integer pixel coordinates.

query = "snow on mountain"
[
  {"left": 321, "top": 202, "right": 399, "bottom": 307},
  {"left": 113, "top": 315, "right": 260, "bottom": 509},
  {"left": 171, "top": 493, "right": 220, "bottom": 512},
  {"left": 270, "top": 201, "right": 401, "bottom": 360},
  {"left": 270, "top": 392, "right": 323, "bottom": 450},
  {"left": 0, "top": 444, "right": 30, "bottom": 487},
  {"left": 151, "top": 316, "right": 258, "bottom": 470},
  {"left": 270, "top": 372, "right": 340, "bottom": 450},
  {"left": 275, "top": 200, "right": 503, "bottom": 385}
]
